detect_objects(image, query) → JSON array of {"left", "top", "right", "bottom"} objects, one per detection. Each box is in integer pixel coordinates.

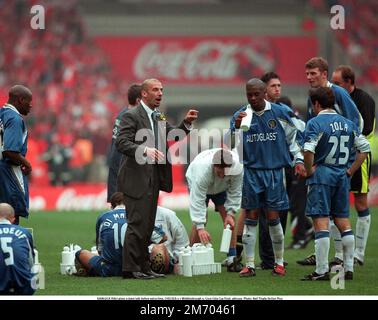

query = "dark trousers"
[
  {"left": 258, "top": 208, "right": 287, "bottom": 268},
  {"left": 122, "top": 166, "right": 159, "bottom": 273},
  {"left": 288, "top": 174, "right": 311, "bottom": 241}
]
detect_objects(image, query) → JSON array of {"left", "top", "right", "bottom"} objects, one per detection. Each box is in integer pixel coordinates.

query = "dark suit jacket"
[{"left": 115, "top": 104, "right": 190, "bottom": 199}]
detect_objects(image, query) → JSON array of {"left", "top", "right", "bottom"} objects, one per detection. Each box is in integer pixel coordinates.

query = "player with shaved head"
[
  {"left": 230, "top": 78, "right": 304, "bottom": 277},
  {"left": 0, "top": 85, "right": 33, "bottom": 225},
  {"left": 0, "top": 203, "right": 36, "bottom": 294}
]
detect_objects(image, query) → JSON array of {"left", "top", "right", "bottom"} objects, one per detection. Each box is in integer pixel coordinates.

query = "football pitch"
[{"left": 24, "top": 207, "right": 378, "bottom": 296}]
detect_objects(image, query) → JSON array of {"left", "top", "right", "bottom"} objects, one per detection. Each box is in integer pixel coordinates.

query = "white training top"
[{"left": 185, "top": 148, "right": 243, "bottom": 229}]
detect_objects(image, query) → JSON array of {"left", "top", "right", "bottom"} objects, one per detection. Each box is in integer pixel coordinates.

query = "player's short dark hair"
[
  {"left": 260, "top": 72, "right": 280, "bottom": 84},
  {"left": 309, "top": 87, "right": 335, "bottom": 109},
  {"left": 212, "top": 149, "right": 233, "bottom": 168},
  {"left": 110, "top": 192, "right": 124, "bottom": 209},
  {"left": 128, "top": 84, "right": 142, "bottom": 105},
  {"left": 335, "top": 65, "right": 355, "bottom": 85},
  {"left": 276, "top": 96, "right": 293, "bottom": 108},
  {"left": 305, "top": 57, "right": 328, "bottom": 73}
]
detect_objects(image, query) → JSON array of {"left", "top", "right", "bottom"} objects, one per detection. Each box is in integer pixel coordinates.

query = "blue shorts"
[
  {"left": 305, "top": 182, "right": 350, "bottom": 219},
  {"left": 242, "top": 168, "right": 289, "bottom": 211},
  {"left": 206, "top": 191, "right": 227, "bottom": 209},
  {"left": 89, "top": 256, "right": 122, "bottom": 277},
  {"left": 0, "top": 161, "right": 29, "bottom": 218}
]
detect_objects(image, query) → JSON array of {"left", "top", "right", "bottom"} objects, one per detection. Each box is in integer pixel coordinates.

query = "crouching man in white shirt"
[{"left": 185, "top": 148, "right": 243, "bottom": 271}]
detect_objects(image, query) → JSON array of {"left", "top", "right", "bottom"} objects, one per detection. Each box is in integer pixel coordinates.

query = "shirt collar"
[
  {"left": 318, "top": 109, "right": 337, "bottom": 115},
  {"left": 3, "top": 103, "right": 20, "bottom": 115},
  {"left": 0, "top": 218, "right": 11, "bottom": 225},
  {"left": 113, "top": 205, "right": 125, "bottom": 210},
  {"left": 141, "top": 100, "right": 154, "bottom": 118},
  {"left": 326, "top": 81, "right": 333, "bottom": 88},
  {"left": 250, "top": 100, "right": 271, "bottom": 115}
]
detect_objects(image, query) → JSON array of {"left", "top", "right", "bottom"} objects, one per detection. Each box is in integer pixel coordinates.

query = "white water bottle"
[
  {"left": 182, "top": 249, "right": 192, "bottom": 277},
  {"left": 240, "top": 105, "right": 252, "bottom": 132},
  {"left": 220, "top": 224, "right": 232, "bottom": 253},
  {"left": 61, "top": 246, "right": 74, "bottom": 265},
  {"left": 33, "top": 248, "right": 39, "bottom": 264},
  {"left": 37, "top": 264, "right": 45, "bottom": 289}
]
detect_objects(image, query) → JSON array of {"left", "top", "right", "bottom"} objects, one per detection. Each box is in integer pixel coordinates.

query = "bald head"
[
  {"left": 245, "top": 78, "right": 267, "bottom": 111},
  {"left": 0, "top": 203, "right": 15, "bottom": 221},
  {"left": 141, "top": 78, "right": 163, "bottom": 109},
  {"left": 8, "top": 84, "right": 33, "bottom": 115},
  {"left": 246, "top": 78, "right": 266, "bottom": 91},
  {"left": 141, "top": 79, "right": 160, "bottom": 91},
  {"left": 9, "top": 85, "right": 32, "bottom": 100}
]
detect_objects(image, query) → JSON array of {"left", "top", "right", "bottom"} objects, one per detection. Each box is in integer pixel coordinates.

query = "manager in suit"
[{"left": 116, "top": 78, "right": 198, "bottom": 279}]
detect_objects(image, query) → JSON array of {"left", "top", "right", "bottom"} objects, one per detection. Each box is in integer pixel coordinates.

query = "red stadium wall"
[{"left": 94, "top": 36, "right": 318, "bottom": 85}]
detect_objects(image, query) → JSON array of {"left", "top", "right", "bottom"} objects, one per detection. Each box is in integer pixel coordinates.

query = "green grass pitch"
[{"left": 23, "top": 208, "right": 378, "bottom": 296}]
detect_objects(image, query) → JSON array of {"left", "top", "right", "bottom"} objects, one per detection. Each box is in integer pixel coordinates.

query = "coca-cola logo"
[
  {"left": 56, "top": 189, "right": 108, "bottom": 210},
  {"left": 134, "top": 40, "right": 276, "bottom": 81}
]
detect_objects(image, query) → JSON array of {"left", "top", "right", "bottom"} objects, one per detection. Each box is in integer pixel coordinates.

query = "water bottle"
[
  {"left": 240, "top": 105, "right": 253, "bottom": 132},
  {"left": 61, "top": 246, "right": 73, "bottom": 265},
  {"left": 182, "top": 248, "right": 192, "bottom": 277},
  {"left": 37, "top": 264, "right": 45, "bottom": 289},
  {"left": 33, "top": 248, "right": 39, "bottom": 264},
  {"left": 206, "top": 243, "right": 214, "bottom": 264},
  {"left": 220, "top": 224, "right": 232, "bottom": 253},
  {"left": 91, "top": 246, "right": 98, "bottom": 255}
]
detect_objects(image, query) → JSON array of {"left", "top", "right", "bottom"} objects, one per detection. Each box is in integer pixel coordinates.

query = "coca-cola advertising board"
[
  {"left": 95, "top": 36, "right": 317, "bottom": 85},
  {"left": 29, "top": 178, "right": 378, "bottom": 211},
  {"left": 29, "top": 184, "right": 190, "bottom": 211}
]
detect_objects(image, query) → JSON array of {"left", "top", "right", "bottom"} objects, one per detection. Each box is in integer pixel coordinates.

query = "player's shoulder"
[
  {"left": 271, "top": 102, "right": 287, "bottom": 112},
  {"left": 355, "top": 87, "right": 375, "bottom": 102},
  {"left": 271, "top": 102, "right": 292, "bottom": 118},
  {"left": 0, "top": 107, "right": 22, "bottom": 122},
  {"left": 306, "top": 115, "right": 322, "bottom": 128},
  {"left": 331, "top": 83, "right": 351, "bottom": 98},
  {"left": 97, "top": 209, "right": 115, "bottom": 222},
  {"left": 330, "top": 83, "right": 344, "bottom": 92},
  {"left": 116, "top": 107, "right": 129, "bottom": 119}
]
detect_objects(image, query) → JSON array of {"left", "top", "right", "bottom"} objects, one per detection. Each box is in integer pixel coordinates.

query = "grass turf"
[{"left": 23, "top": 208, "right": 378, "bottom": 296}]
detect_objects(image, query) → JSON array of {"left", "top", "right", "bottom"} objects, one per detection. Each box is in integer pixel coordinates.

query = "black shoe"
[
  {"left": 227, "top": 256, "right": 244, "bottom": 272},
  {"left": 256, "top": 261, "right": 288, "bottom": 270},
  {"left": 297, "top": 253, "right": 316, "bottom": 266},
  {"left": 122, "top": 271, "right": 155, "bottom": 280},
  {"left": 345, "top": 271, "right": 353, "bottom": 280},
  {"left": 354, "top": 257, "right": 364, "bottom": 266},
  {"left": 256, "top": 262, "right": 274, "bottom": 270},
  {"left": 329, "top": 257, "right": 343, "bottom": 269},
  {"left": 145, "top": 270, "right": 166, "bottom": 278},
  {"left": 301, "top": 271, "right": 329, "bottom": 281}
]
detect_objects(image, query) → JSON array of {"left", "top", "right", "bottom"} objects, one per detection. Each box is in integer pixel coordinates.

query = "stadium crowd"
[
  {"left": 0, "top": 0, "right": 128, "bottom": 185},
  {"left": 311, "top": 0, "right": 378, "bottom": 85},
  {"left": 0, "top": 0, "right": 377, "bottom": 294}
]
